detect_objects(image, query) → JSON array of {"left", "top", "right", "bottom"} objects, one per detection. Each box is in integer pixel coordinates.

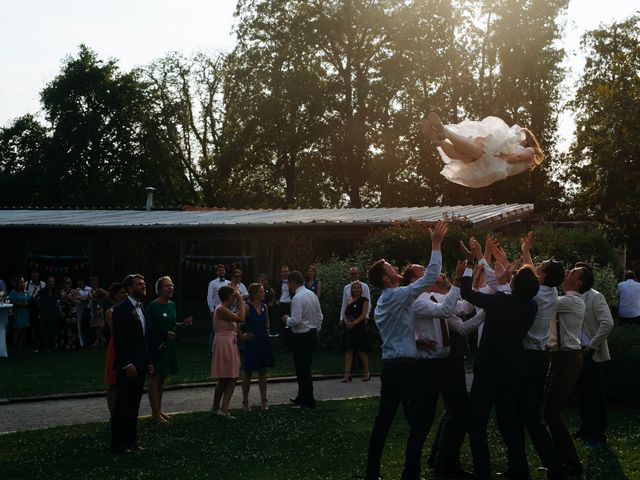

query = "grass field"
[
  {"left": 1, "top": 398, "right": 638, "bottom": 480},
  {"left": 0, "top": 340, "right": 380, "bottom": 398}
]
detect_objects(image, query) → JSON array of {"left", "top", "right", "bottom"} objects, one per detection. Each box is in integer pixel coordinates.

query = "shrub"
[
  {"left": 604, "top": 324, "right": 640, "bottom": 403},
  {"left": 355, "top": 221, "right": 490, "bottom": 275},
  {"left": 316, "top": 255, "right": 382, "bottom": 350}
]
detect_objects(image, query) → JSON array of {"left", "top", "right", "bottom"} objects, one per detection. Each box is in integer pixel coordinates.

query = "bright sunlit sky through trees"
[{"left": 0, "top": 0, "right": 638, "bottom": 152}]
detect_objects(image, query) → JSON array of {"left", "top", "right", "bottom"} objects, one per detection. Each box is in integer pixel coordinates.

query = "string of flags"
[
  {"left": 28, "top": 260, "right": 89, "bottom": 274},
  {"left": 183, "top": 259, "right": 218, "bottom": 272}
]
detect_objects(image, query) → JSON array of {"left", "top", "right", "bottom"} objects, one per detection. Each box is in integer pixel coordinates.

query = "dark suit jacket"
[
  {"left": 112, "top": 298, "right": 151, "bottom": 371},
  {"left": 461, "top": 276, "right": 537, "bottom": 371}
]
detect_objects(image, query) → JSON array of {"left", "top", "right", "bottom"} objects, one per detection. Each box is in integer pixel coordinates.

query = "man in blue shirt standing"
[{"left": 365, "top": 221, "right": 448, "bottom": 480}]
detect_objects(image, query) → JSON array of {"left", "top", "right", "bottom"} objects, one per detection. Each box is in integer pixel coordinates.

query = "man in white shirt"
[
  {"left": 207, "top": 264, "right": 231, "bottom": 355},
  {"left": 340, "top": 266, "right": 371, "bottom": 322},
  {"left": 616, "top": 270, "right": 640, "bottom": 325},
  {"left": 282, "top": 270, "right": 323, "bottom": 409},
  {"left": 545, "top": 266, "right": 592, "bottom": 479},
  {"left": 574, "top": 262, "right": 614, "bottom": 449},
  {"left": 364, "top": 221, "right": 446, "bottom": 480},
  {"left": 207, "top": 265, "right": 231, "bottom": 313},
  {"left": 515, "top": 234, "right": 569, "bottom": 479},
  {"left": 406, "top": 265, "right": 481, "bottom": 479}
]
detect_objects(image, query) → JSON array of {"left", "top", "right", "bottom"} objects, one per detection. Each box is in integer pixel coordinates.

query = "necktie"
[{"left": 430, "top": 296, "right": 450, "bottom": 347}]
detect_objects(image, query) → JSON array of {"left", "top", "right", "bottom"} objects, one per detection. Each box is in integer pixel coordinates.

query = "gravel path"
[{"left": 0, "top": 376, "right": 382, "bottom": 434}]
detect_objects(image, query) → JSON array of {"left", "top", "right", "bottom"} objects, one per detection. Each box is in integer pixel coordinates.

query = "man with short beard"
[{"left": 111, "top": 274, "right": 153, "bottom": 453}]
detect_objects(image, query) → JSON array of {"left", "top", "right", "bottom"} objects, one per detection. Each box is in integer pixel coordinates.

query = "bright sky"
[{"left": 0, "top": 0, "right": 638, "bottom": 151}]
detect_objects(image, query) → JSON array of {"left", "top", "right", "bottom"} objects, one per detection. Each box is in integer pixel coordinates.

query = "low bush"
[{"left": 604, "top": 324, "right": 640, "bottom": 403}]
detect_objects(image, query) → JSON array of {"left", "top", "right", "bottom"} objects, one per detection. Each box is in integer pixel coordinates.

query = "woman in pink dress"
[{"left": 210, "top": 286, "right": 253, "bottom": 419}]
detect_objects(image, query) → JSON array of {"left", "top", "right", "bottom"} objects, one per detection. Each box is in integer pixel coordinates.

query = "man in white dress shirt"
[
  {"left": 76, "top": 279, "right": 93, "bottom": 348},
  {"left": 545, "top": 266, "right": 592, "bottom": 479},
  {"left": 282, "top": 270, "right": 323, "bottom": 409},
  {"left": 206, "top": 265, "right": 231, "bottom": 355},
  {"left": 207, "top": 265, "right": 231, "bottom": 313},
  {"left": 406, "top": 264, "right": 481, "bottom": 479},
  {"left": 616, "top": 270, "right": 640, "bottom": 325},
  {"left": 574, "top": 262, "right": 614, "bottom": 449}
]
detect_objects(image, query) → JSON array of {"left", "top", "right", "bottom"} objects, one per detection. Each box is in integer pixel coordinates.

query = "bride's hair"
[{"left": 521, "top": 128, "right": 544, "bottom": 168}]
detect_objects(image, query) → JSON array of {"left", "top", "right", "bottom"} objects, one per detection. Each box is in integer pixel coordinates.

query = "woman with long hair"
[
  {"left": 241, "top": 283, "right": 274, "bottom": 411},
  {"left": 305, "top": 265, "right": 321, "bottom": 299},
  {"left": 146, "top": 276, "right": 192, "bottom": 425},
  {"left": 211, "top": 286, "right": 251, "bottom": 418},
  {"left": 423, "top": 112, "right": 544, "bottom": 188},
  {"left": 341, "top": 281, "right": 371, "bottom": 382}
]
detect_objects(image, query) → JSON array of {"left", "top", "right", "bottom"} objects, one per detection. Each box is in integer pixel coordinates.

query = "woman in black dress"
[{"left": 341, "top": 281, "right": 371, "bottom": 382}]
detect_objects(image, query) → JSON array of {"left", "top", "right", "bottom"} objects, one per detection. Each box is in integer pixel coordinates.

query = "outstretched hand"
[
  {"left": 469, "top": 237, "right": 483, "bottom": 261},
  {"left": 459, "top": 240, "right": 474, "bottom": 262},
  {"left": 428, "top": 221, "right": 448, "bottom": 249},
  {"left": 495, "top": 257, "right": 522, "bottom": 284}
]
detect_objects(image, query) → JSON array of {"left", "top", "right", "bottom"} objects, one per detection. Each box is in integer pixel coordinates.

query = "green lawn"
[
  {"left": 0, "top": 340, "right": 380, "bottom": 398},
  {"left": 1, "top": 398, "right": 638, "bottom": 480}
]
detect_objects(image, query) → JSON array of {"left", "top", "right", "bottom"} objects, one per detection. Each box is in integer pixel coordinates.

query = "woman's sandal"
[
  {"left": 260, "top": 398, "right": 269, "bottom": 411},
  {"left": 362, "top": 372, "right": 371, "bottom": 382},
  {"left": 341, "top": 374, "right": 352, "bottom": 383}
]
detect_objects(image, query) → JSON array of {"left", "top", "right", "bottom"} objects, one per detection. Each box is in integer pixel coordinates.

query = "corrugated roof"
[{"left": 0, "top": 204, "right": 534, "bottom": 229}]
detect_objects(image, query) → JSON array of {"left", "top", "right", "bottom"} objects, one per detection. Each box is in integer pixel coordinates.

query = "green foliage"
[
  {"left": 317, "top": 256, "right": 353, "bottom": 348},
  {"left": 316, "top": 256, "right": 381, "bottom": 349},
  {"left": 355, "top": 221, "right": 489, "bottom": 275},
  {"left": 504, "top": 225, "right": 620, "bottom": 272},
  {"left": 605, "top": 325, "right": 640, "bottom": 403},
  {"left": 565, "top": 15, "right": 640, "bottom": 257}
]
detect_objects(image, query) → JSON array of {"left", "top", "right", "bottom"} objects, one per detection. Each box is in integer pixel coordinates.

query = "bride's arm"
[{"left": 497, "top": 147, "right": 535, "bottom": 164}]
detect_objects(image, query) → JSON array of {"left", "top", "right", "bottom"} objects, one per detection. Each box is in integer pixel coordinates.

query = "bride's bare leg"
[
  {"left": 439, "top": 140, "right": 477, "bottom": 164},
  {"left": 429, "top": 112, "right": 485, "bottom": 160}
]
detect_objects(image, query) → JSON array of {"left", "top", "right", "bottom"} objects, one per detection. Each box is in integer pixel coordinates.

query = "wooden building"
[{"left": 0, "top": 204, "right": 534, "bottom": 331}]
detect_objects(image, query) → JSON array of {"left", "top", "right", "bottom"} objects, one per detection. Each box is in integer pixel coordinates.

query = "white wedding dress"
[{"left": 437, "top": 116, "right": 531, "bottom": 188}]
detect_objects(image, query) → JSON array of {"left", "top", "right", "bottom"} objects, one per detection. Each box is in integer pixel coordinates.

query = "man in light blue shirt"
[{"left": 365, "top": 221, "right": 447, "bottom": 480}]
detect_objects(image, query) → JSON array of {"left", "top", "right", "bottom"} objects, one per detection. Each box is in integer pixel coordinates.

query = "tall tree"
[
  {"left": 144, "top": 52, "right": 226, "bottom": 203},
  {"left": 40, "top": 45, "right": 196, "bottom": 207},
  {"left": 565, "top": 16, "right": 640, "bottom": 253},
  {"left": 0, "top": 114, "right": 50, "bottom": 206}
]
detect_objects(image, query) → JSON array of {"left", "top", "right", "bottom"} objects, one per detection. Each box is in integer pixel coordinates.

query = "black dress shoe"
[
  {"left": 129, "top": 445, "right": 146, "bottom": 452},
  {"left": 289, "top": 397, "right": 301, "bottom": 405}
]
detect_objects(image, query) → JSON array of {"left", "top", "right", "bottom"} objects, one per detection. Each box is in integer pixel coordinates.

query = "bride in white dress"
[{"left": 422, "top": 112, "right": 544, "bottom": 188}]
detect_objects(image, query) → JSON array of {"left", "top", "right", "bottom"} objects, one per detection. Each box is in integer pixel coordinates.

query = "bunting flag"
[
  {"left": 28, "top": 260, "right": 89, "bottom": 274},
  {"left": 183, "top": 259, "right": 216, "bottom": 272}
]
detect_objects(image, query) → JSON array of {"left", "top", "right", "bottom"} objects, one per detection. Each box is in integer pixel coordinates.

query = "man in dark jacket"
[{"left": 111, "top": 274, "right": 153, "bottom": 453}]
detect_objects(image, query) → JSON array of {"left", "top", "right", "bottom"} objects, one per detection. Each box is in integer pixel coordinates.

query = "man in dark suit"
[{"left": 111, "top": 274, "right": 153, "bottom": 453}]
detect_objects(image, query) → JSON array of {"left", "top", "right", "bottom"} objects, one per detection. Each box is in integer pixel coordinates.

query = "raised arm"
[
  {"left": 412, "top": 286, "right": 460, "bottom": 319},
  {"left": 447, "top": 309, "right": 486, "bottom": 336},
  {"left": 521, "top": 231, "right": 533, "bottom": 266},
  {"left": 404, "top": 221, "right": 447, "bottom": 300}
]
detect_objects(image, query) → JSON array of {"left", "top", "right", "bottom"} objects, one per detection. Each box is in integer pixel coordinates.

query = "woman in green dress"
[{"left": 146, "top": 276, "right": 192, "bottom": 425}]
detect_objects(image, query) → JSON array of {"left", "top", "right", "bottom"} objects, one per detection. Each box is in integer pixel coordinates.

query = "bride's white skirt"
[{"left": 438, "top": 116, "right": 527, "bottom": 188}]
